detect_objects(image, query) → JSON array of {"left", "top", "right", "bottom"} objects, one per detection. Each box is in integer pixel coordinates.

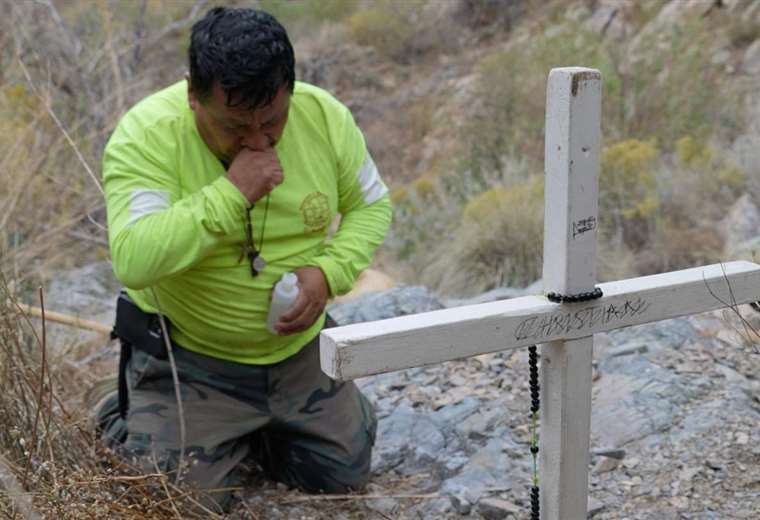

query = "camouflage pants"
[{"left": 96, "top": 319, "right": 376, "bottom": 511}]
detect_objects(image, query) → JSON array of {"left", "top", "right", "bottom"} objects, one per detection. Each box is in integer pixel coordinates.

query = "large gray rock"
[
  {"left": 37, "top": 261, "right": 120, "bottom": 349},
  {"left": 592, "top": 354, "right": 704, "bottom": 447},
  {"left": 443, "top": 286, "right": 526, "bottom": 308},
  {"left": 327, "top": 285, "right": 444, "bottom": 325},
  {"left": 477, "top": 497, "right": 521, "bottom": 520},
  {"left": 592, "top": 318, "right": 707, "bottom": 447},
  {"left": 725, "top": 235, "right": 760, "bottom": 265},
  {"left": 439, "top": 434, "right": 519, "bottom": 514},
  {"left": 371, "top": 404, "right": 446, "bottom": 474},
  {"left": 722, "top": 193, "right": 760, "bottom": 259},
  {"left": 606, "top": 317, "right": 696, "bottom": 356},
  {"left": 742, "top": 39, "right": 760, "bottom": 76}
]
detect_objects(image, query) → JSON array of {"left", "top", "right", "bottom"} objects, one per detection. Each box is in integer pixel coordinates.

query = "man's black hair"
[{"left": 189, "top": 7, "right": 295, "bottom": 110}]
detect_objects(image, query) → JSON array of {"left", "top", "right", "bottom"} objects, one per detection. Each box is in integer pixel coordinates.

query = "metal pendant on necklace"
[{"left": 252, "top": 254, "right": 267, "bottom": 273}]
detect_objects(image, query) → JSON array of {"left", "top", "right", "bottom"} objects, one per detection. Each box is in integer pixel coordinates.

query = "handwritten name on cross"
[{"left": 319, "top": 68, "right": 760, "bottom": 520}]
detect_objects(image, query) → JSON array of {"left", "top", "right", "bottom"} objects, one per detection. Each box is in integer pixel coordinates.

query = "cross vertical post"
[{"left": 540, "top": 67, "right": 601, "bottom": 519}]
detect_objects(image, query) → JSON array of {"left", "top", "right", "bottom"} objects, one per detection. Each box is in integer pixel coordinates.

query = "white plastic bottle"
[{"left": 267, "top": 272, "right": 300, "bottom": 334}]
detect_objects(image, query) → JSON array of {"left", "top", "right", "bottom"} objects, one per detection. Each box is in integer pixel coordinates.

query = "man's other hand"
[
  {"left": 275, "top": 266, "right": 329, "bottom": 335},
  {"left": 227, "top": 147, "right": 284, "bottom": 204}
]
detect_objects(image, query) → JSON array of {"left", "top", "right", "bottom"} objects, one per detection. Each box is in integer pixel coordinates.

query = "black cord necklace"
[{"left": 240, "top": 194, "right": 270, "bottom": 276}]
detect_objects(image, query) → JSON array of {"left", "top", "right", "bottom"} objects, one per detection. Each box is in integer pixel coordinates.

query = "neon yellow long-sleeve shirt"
[{"left": 103, "top": 80, "right": 391, "bottom": 364}]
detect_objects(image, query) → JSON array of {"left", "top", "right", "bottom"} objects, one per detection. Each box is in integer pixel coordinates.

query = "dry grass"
[
  {"left": 0, "top": 276, "right": 225, "bottom": 519},
  {"left": 0, "top": 277, "right": 427, "bottom": 518},
  {"left": 0, "top": 1, "right": 230, "bottom": 517}
]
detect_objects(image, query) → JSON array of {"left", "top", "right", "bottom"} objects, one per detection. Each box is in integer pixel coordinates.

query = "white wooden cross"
[{"left": 319, "top": 68, "right": 760, "bottom": 520}]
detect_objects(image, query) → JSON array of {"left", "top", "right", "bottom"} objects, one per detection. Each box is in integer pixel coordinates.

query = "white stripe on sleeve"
[
  {"left": 356, "top": 154, "right": 388, "bottom": 205},
  {"left": 128, "top": 189, "right": 170, "bottom": 225}
]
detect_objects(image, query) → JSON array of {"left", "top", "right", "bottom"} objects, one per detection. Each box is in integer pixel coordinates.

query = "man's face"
[{"left": 188, "top": 80, "right": 291, "bottom": 164}]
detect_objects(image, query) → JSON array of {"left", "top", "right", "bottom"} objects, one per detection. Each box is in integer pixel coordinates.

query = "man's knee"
[
  {"left": 255, "top": 415, "right": 375, "bottom": 494},
  {"left": 283, "top": 440, "right": 373, "bottom": 493}
]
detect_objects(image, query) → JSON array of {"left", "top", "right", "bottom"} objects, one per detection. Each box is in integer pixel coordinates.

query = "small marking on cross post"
[{"left": 572, "top": 216, "right": 596, "bottom": 238}]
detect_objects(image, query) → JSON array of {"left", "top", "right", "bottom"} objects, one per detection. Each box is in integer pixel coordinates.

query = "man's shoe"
[{"left": 86, "top": 376, "right": 126, "bottom": 445}]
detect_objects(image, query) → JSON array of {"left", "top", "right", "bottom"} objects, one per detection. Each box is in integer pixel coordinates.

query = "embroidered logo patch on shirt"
[{"left": 300, "top": 191, "right": 330, "bottom": 233}]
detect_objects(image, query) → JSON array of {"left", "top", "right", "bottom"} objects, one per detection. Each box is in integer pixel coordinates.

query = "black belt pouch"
[{"left": 112, "top": 291, "right": 170, "bottom": 418}]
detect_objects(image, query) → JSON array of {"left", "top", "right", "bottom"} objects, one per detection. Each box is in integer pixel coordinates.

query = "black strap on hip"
[
  {"left": 117, "top": 341, "right": 132, "bottom": 419},
  {"left": 111, "top": 291, "right": 169, "bottom": 419}
]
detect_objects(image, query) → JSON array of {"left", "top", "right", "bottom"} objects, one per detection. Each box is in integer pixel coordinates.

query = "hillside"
[
  {"left": 285, "top": 0, "right": 760, "bottom": 296},
  {"left": 2, "top": 0, "right": 760, "bottom": 293}
]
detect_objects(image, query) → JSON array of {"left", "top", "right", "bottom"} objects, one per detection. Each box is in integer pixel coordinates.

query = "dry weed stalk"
[
  {"left": 148, "top": 288, "right": 187, "bottom": 487},
  {"left": 704, "top": 263, "right": 760, "bottom": 354},
  {"left": 0, "top": 275, "right": 225, "bottom": 518},
  {"left": 0, "top": 3, "right": 245, "bottom": 516}
]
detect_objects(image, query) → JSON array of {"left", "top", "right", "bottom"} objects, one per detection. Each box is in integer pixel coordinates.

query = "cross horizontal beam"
[{"left": 321, "top": 261, "right": 760, "bottom": 380}]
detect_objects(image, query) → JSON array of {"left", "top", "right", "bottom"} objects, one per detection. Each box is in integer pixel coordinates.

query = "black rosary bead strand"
[
  {"left": 529, "top": 347, "right": 540, "bottom": 415},
  {"left": 546, "top": 286, "right": 603, "bottom": 304},
  {"left": 528, "top": 344, "right": 540, "bottom": 520},
  {"left": 528, "top": 286, "right": 603, "bottom": 518}
]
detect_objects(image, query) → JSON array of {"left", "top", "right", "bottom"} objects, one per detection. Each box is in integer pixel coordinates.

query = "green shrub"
[
  {"left": 420, "top": 179, "right": 544, "bottom": 296},
  {"left": 600, "top": 139, "right": 660, "bottom": 250},
  {"left": 385, "top": 176, "right": 448, "bottom": 261},
  {"left": 717, "top": 165, "right": 745, "bottom": 193},
  {"left": 346, "top": 5, "right": 414, "bottom": 61},
  {"left": 596, "top": 135, "right": 744, "bottom": 275},
  {"left": 466, "top": 22, "right": 620, "bottom": 176},
  {"left": 643, "top": 214, "right": 725, "bottom": 275},
  {"left": 676, "top": 135, "right": 713, "bottom": 168},
  {"left": 673, "top": 135, "right": 745, "bottom": 202},
  {"left": 412, "top": 175, "right": 439, "bottom": 201}
]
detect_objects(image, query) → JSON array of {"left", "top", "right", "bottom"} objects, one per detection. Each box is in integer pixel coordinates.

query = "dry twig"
[
  {"left": 150, "top": 288, "right": 188, "bottom": 486},
  {"left": 281, "top": 492, "right": 439, "bottom": 504},
  {"left": 13, "top": 302, "right": 111, "bottom": 335},
  {"left": 703, "top": 263, "right": 760, "bottom": 354}
]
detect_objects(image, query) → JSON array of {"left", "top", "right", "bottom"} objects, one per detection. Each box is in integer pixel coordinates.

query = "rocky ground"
[
  {"left": 44, "top": 265, "right": 760, "bottom": 519},
  {"left": 227, "top": 288, "right": 760, "bottom": 520}
]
